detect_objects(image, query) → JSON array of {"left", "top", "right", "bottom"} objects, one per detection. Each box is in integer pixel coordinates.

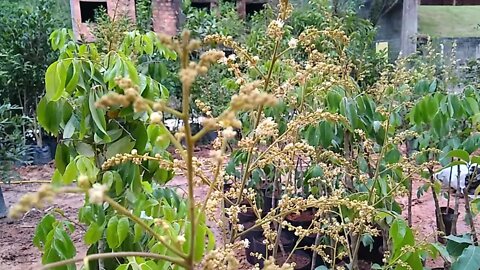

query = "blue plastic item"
[{"left": 0, "top": 186, "right": 7, "bottom": 218}]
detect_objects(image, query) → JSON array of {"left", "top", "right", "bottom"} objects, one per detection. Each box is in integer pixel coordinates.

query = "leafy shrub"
[
  {"left": 0, "top": 0, "right": 68, "bottom": 115},
  {"left": 0, "top": 103, "right": 30, "bottom": 182}
]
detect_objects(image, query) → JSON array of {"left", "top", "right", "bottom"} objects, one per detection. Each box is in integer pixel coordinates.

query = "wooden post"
[
  {"left": 400, "top": 0, "right": 418, "bottom": 56},
  {"left": 0, "top": 186, "right": 7, "bottom": 218}
]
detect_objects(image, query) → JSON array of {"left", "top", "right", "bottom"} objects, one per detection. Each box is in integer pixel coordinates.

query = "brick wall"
[
  {"left": 152, "top": 0, "right": 180, "bottom": 36},
  {"left": 70, "top": 0, "right": 136, "bottom": 41}
]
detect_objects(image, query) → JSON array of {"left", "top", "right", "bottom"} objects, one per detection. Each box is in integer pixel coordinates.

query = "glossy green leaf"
[
  {"left": 33, "top": 214, "right": 56, "bottom": 249},
  {"left": 451, "top": 246, "right": 480, "bottom": 270},
  {"left": 42, "top": 226, "right": 76, "bottom": 269},
  {"left": 134, "top": 223, "right": 143, "bottom": 242},
  {"left": 55, "top": 143, "right": 70, "bottom": 174},
  {"left": 132, "top": 123, "right": 148, "bottom": 153},
  {"left": 117, "top": 217, "right": 130, "bottom": 247},
  {"left": 51, "top": 169, "right": 63, "bottom": 186},
  {"left": 63, "top": 161, "right": 78, "bottom": 184},
  {"left": 45, "top": 61, "right": 67, "bottom": 101},
  {"left": 106, "top": 136, "right": 136, "bottom": 159},
  {"left": 84, "top": 222, "right": 104, "bottom": 245},
  {"left": 89, "top": 90, "right": 109, "bottom": 140},
  {"left": 319, "top": 121, "right": 333, "bottom": 147},
  {"left": 447, "top": 149, "right": 470, "bottom": 162},
  {"left": 147, "top": 125, "right": 170, "bottom": 149},
  {"left": 106, "top": 217, "right": 119, "bottom": 249},
  {"left": 37, "top": 97, "right": 64, "bottom": 135},
  {"left": 63, "top": 115, "right": 77, "bottom": 139}
]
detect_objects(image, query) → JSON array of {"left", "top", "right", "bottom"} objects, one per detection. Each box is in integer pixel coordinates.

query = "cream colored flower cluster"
[{"left": 101, "top": 149, "right": 173, "bottom": 171}]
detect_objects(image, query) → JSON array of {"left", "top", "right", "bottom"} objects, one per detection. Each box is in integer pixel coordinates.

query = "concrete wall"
[
  {"left": 375, "top": 1, "right": 404, "bottom": 59},
  {"left": 438, "top": 37, "right": 480, "bottom": 61}
]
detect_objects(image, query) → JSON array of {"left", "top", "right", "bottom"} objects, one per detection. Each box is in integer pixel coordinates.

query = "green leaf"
[
  {"left": 147, "top": 125, "right": 170, "bottom": 149},
  {"left": 65, "top": 60, "right": 80, "bottom": 94},
  {"left": 55, "top": 144, "right": 70, "bottom": 174},
  {"left": 125, "top": 60, "right": 140, "bottom": 85},
  {"left": 51, "top": 169, "right": 63, "bottom": 186},
  {"left": 319, "top": 121, "right": 333, "bottom": 147},
  {"left": 63, "top": 115, "right": 77, "bottom": 139},
  {"left": 89, "top": 90, "right": 109, "bottom": 140},
  {"left": 63, "top": 161, "right": 78, "bottom": 184},
  {"left": 76, "top": 142, "right": 95, "bottom": 158},
  {"left": 306, "top": 125, "right": 319, "bottom": 147},
  {"left": 37, "top": 97, "right": 64, "bottom": 135},
  {"left": 143, "top": 35, "right": 154, "bottom": 54},
  {"left": 206, "top": 228, "right": 215, "bottom": 251},
  {"left": 429, "top": 243, "right": 452, "bottom": 263},
  {"left": 134, "top": 223, "right": 143, "bottom": 242},
  {"left": 115, "top": 173, "right": 124, "bottom": 196},
  {"left": 106, "top": 217, "right": 119, "bottom": 249},
  {"left": 451, "top": 246, "right": 480, "bottom": 270},
  {"left": 45, "top": 61, "right": 68, "bottom": 101},
  {"left": 76, "top": 156, "right": 99, "bottom": 182},
  {"left": 132, "top": 123, "right": 148, "bottom": 153},
  {"left": 84, "top": 223, "right": 104, "bottom": 245},
  {"left": 33, "top": 214, "right": 56, "bottom": 249},
  {"left": 446, "top": 235, "right": 472, "bottom": 257},
  {"left": 447, "top": 149, "right": 470, "bottom": 162},
  {"left": 106, "top": 136, "right": 136, "bottom": 159},
  {"left": 42, "top": 226, "right": 76, "bottom": 269},
  {"left": 117, "top": 217, "right": 130, "bottom": 247}
]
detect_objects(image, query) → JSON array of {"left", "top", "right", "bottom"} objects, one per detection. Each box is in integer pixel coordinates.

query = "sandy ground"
[{"left": 1, "top": 159, "right": 479, "bottom": 270}]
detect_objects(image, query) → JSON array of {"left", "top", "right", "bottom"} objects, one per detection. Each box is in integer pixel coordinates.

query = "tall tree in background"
[{"left": 0, "top": 0, "right": 69, "bottom": 116}]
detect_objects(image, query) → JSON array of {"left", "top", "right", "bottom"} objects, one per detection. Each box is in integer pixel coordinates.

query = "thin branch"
[{"left": 39, "top": 251, "right": 187, "bottom": 270}]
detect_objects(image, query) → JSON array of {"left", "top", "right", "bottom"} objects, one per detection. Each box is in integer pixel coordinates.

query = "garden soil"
[{"left": 1, "top": 159, "right": 479, "bottom": 270}]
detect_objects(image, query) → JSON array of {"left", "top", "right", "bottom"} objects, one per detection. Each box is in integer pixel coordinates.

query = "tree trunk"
[{"left": 400, "top": 0, "right": 418, "bottom": 56}]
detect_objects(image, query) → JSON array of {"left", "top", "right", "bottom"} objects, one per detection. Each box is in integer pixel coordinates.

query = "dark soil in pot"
[
  {"left": 276, "top": 250, "right": 312, "bottom": 270},
  {"left": 285, "top": 208, "right": 316, "bottom": 228},
  {"left": 435, "top": 206, "right": 457, "bottom": 237}
]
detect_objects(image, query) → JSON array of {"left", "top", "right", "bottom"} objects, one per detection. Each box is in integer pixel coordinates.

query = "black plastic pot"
[
  {"left": 262, "top": 193, "right": 279, "bottom": 216},
  {"left": 31, "top": 145, "right": 52, "bottom": 165},
  {"left": 238, "top": 207, "right": 257, "bottom": 223},
  {"left": 357, "top": 234, "right": 384, "bottom": 265},
  {"left": 241, "top": 221, "right": 263, "bottom": 240},
  {"left": 251, "top": 235, "right": 312, "bottom": 269},
  {"left": 200, "top": 131, "right": 217, "bottom": 145},
  {"left": 251, "top": 233, "right": 297, "bottom": 267},
  {"left": 242, "top": 221, "right": 264, "bottom": 265},
  {"left": 0, "top": 186, "right": 7, "bottom": 218},
  {"left": 284, "top": 208, "right": 317, "bottom": 247},
  {"left": 436, "top": 207, "right": 457, "bottom": 238}
]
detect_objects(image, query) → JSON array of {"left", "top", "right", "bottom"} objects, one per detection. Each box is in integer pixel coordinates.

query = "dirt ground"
[{"left": 1, "top": 160, "right": 479, "bottom": 270}]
